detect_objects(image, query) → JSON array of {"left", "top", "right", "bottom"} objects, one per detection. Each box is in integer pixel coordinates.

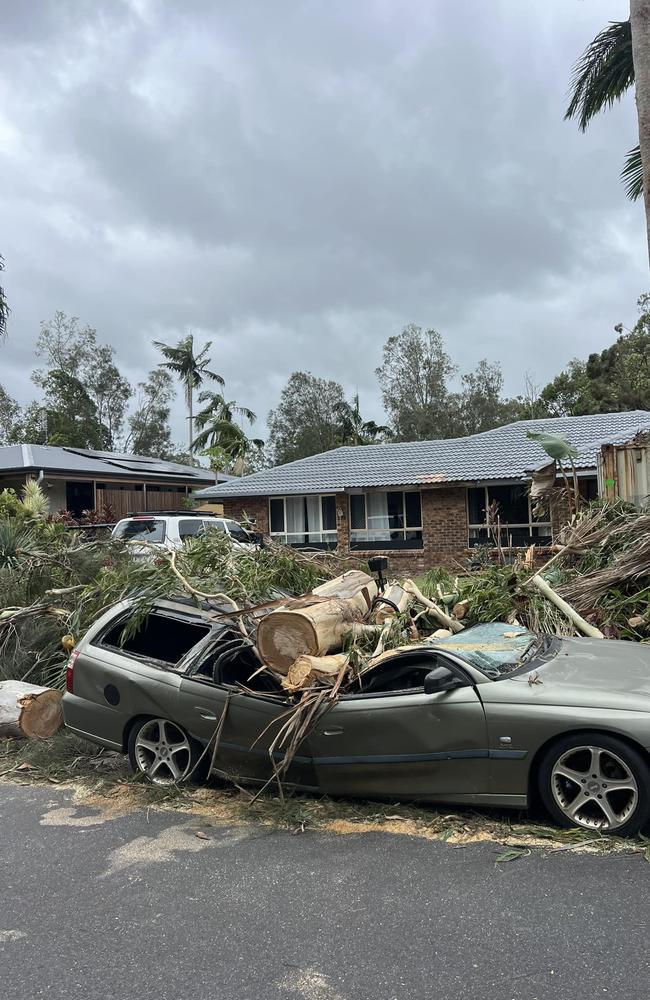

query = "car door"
[
  {"left": 307, "top": 654, "right": 489, "bottom": 802},
  {"left": 178, "top": 675, "right": 317, "bottom": 788}
]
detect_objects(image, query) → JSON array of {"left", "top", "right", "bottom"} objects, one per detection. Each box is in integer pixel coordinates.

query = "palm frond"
[
  {"left": 621, "top": 143, "right": 643, "bottom": 201},
  {"left": 565, "top": 20, "right": 633, "bottom": 131}
]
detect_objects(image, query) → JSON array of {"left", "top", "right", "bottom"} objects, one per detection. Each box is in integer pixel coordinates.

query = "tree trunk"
[
  {"left": 372, "top": 583, "right": 412, "bottom": 624},
  {"left": 282, "top": 653, "right": 349, "bottom": 691},
  {"left": 631, "top": 0, "right": 650, "bottom": 267},
  {"left": 0, "top": 681, "right": 64, "bottom": 739},
  {"left": 257, "top": 570, "right": 378, "bottom": 671},
  {"left": 187, "top": 383, "right": 194, "bottom": 453},
  {"left": 531, "top": 575, "right": 605, "bottom": 638}
]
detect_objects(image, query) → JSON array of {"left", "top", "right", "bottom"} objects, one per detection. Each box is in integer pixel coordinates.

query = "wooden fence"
[{"left": 96, "top": 489, "right": 188, "bottom": 521}]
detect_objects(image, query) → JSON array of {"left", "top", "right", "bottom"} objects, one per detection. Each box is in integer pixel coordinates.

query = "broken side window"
[{"left": 99, "top": 612, "right": 211, "bottom": 666}]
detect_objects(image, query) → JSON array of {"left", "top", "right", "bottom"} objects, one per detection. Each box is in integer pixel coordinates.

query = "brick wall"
[
  {"left": 221, "top": 488, "right": 469, "bottom": 574},
  {"left": 342, "top": 488, "right": 468, "bottom": 574},
  {"left": 222, "top": 496, "right": 269, "bottom": 534}
]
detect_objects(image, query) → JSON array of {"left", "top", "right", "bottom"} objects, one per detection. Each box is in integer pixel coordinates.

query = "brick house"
[
  {"left": 196, "top": 411, "right": 650, "bottom": 574},
  {"left": 0, "top": 444, "right": 223, "bottom": 519}
]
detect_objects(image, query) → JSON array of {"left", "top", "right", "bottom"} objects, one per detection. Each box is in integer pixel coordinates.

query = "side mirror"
[{"left": 424, "top": 666, "right": 466, "bottom": 695}]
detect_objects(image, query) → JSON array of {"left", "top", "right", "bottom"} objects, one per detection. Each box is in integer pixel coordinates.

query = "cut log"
[
  {"left": 0, "top": 680, "right": 64, "bottom": 739},
  {"left": 282, "top": 653, "right": 349, "bottom": 692},
  {"left": 372, "top": 583, "right": 413, "bottom": 624},
  {"left": 257, "top": 570, "right": 378, "bottom": 671}
]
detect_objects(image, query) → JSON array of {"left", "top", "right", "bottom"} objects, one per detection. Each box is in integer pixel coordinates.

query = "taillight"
[{"left": 66, "top": 649, "right": 80, "bottom": 693}]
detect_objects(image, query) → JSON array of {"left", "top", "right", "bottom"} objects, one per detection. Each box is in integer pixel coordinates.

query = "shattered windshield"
[{"left": 431, "top": 623, "right": 538, "bottom": 678}]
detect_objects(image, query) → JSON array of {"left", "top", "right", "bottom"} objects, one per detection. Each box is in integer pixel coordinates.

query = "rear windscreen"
[
  {"left": 113, "top": 519, "right": 166, "bottom": 542},
  {"left": 100, "top": 613, "right": 210, "bottom": 665}
]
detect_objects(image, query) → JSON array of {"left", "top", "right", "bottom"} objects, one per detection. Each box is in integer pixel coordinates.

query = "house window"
[
  {"left": 467, "top": 484, "right": 552, "bottom": 547},
  {"left": 349, "top": 490, "right": 423, "bottom": 550},
  {"left": 268, "top": 495, "right": 337, "bottom": 547}
]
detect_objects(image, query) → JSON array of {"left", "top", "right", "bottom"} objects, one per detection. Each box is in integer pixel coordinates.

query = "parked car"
[
  {"left": 62, "top": 600, "right": 650, "bottom": 835},
  {"left": 111, "top": 511, "right": 257, "bottom": 553}
]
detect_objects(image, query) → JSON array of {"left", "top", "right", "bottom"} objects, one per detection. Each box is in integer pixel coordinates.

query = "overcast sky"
[{"left": 0, "top": 0, "right": 646, "bottom": 448}]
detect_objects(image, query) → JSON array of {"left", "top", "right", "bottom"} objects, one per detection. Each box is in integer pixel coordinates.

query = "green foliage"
[
  {"left": 0, "top": 520, "right": 41, "bottom": 568},
  {"left": 125, "top": 368, "right": 175, "bottom": 457},
  {"left": 539, "top": 295, "right": 650, "bottom": 415},
  {"left": 334, "top": 394, "right": 390, "bottom": 447},
  {"left": 565, "top": 19, "right": 638, "bottom": 202},
  {"left": 375, "top": 325, "right": 516, "bottom": 442},
  {"left": 375, "top": 324, "right": 457, "bottom": 441},
  {"left": 192, "top": 390, "right": 263, "bottom": 472},
  {"left": 154, "top": 332, "right": 224, "bottom": 451},
  {"left": 32, "top": 312, "right": 132, "bottom": 448},
  {"left": 0, "top": 384, "right": 20, "bottom": 444},
  {"left": 268, "top": 371, "right": 349, "bottom": 464},
  {"left": 526, "top": 430, "right": 578, "bottom": 462},
  {"left": 565, "top": 19, "right": 633, "bottom": 131}
]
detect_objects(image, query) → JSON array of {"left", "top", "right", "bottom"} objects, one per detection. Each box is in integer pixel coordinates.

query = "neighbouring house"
[
  {"left": 195, "top": 411, "right": 650, "bottom": 573},
  {"left": 0, "top": 444, "right": 227, "bottom": 519}
]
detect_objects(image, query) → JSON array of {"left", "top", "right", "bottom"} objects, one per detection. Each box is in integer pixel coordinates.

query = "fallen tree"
[{"left": 256, "top": 570, "right": 377, "bottom": 671}]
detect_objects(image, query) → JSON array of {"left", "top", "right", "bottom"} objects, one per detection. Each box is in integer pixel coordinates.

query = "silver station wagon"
[{"left": 63, "top": 597, "right": 650, "bottom": 835}]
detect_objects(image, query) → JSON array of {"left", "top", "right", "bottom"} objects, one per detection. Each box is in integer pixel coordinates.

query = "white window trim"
[
  {"left": 269, "top": 494, "right": 337, "bottom": 545},
  {"left": 467, "top": 485, "right": 551, "bottom": 546},
  {"left": 348, "top": 489, "right": 423, "bottom": 544}
]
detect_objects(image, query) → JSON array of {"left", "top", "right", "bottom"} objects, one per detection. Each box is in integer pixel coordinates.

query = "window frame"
[
  {"left": 348, "top": 489, "right": 423, "bottom": 551},
  {"left": 466, "top": 483, "right": 552, "bottom": 548},
  {"left": 268, "top": 494, "right": 338, "bottom": 547}
]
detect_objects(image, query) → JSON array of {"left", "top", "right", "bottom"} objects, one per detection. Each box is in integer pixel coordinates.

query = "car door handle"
[
  {"left": 322, "top": 726, "right": 344, "bottom": 736},
  {"left": 196, "top": 709, "right": 217, "bottom": 721}
]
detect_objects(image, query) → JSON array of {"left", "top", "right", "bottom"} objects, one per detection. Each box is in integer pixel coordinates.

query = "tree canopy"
[{"left": 538, "top": 294, "right": 650, "bottom": 416}]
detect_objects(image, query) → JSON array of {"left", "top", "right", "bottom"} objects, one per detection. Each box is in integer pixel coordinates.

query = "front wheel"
[
  {"left": 128, "top": 717, "right": 207, "bottom": 785},
  {"left": 538, "top": 733, "right": 650, "bottom": 836}
]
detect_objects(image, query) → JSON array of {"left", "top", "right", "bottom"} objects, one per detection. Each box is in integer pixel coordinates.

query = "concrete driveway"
[{"left": 0, "top": 782, "right": 647, "bottom": 1000}]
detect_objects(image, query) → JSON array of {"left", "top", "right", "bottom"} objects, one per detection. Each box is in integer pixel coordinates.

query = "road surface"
[{"left": 0, "top": 782, "right": 647, "bottom": 1000}]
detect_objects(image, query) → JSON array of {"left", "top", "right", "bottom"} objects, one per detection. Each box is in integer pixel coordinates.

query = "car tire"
[
  {"left": 127, "top": 717, "right": 210, "bottom": 786},
  {"left": 538, "top": 732, "right": 650, "bottom": 836}
]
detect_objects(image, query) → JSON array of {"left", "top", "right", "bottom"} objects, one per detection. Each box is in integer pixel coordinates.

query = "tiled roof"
[
  {"left": 0, "top": 444, "right": 220, "bottom": 485},
  {"left": 196, "top": 410, "right": 650, "bottom": 498}
]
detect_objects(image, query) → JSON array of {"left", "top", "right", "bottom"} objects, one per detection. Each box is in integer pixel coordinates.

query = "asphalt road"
[{"left": 1, "top": 783, "right": 649, "bottom": 1000}]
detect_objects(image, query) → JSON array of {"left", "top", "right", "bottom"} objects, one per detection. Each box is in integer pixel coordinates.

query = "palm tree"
[
  {"left": 630, "top": 0, "right": 650, "bottom": 265},
  {"left": 192, "top": 390, "right": 264, "bottom": 473},
  {"left": 335, "top": 394, "right": 390, "bottom": 446},
  {"left": 153, "top": 333, "right": 224, "bottom": 451},
  {"left": 0, "top": 254, "right": 9, "bottom": 342},
  {"left": 565, "top": 18, "right": 641, "bottom": 199}
]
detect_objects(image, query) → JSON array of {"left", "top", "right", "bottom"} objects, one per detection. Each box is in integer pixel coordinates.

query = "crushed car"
[{"left": 62, "top": 596, "right": 650, "bottom": 836}]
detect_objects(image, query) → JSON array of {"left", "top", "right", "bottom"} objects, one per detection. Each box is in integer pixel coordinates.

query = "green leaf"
[
  {"left": 526, "top": 430, "right": 578, "bottom": 461},
  {"left": 495, "top": 848, "right": 531, "bottom": 864}
]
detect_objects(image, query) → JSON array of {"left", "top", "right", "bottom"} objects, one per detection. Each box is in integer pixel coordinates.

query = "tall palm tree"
[
  {"left": 630, "top": 0, "right": 650, "bottom": 265},
  {"left": 153, "top": 333, "right": 223, "bottom": 451},
  {"left": 565, "top": 18, "right": 641, "bottom": 200},
  {"left": 335, "top": 394, "right": 390, "bottom": 446},
  {"left": 0, "top": 254, "right": 9, "bottom": 342},
  {"left": 191, "top": 390, "right": 263, "bottom": 473}
]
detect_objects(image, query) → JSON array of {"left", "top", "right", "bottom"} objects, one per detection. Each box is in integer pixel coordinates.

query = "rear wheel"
[
  {"left": 128, "top": 718, "right": 208, "bottom": 785},
  {"left": 538, "top": 733, "right": 650, "bottom": 836}
]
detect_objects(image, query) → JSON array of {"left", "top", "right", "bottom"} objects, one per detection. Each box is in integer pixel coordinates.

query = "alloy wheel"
[
  {"left": 133, "top": 719, "right": 192, "bottom": 785},
  {"left": 551, "top": 744, "right": 638, "bottom": 831}
]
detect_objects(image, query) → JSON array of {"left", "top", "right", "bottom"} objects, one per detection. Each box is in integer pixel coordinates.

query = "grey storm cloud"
[{"left": 0, "top": 0, "right": 646, "bottom": 443}]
